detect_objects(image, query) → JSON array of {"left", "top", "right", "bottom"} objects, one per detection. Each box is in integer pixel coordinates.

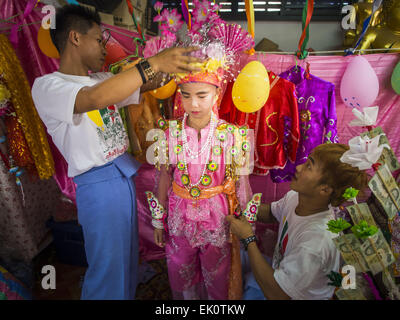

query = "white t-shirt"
[
  {"left": 270, "top": 190, "right": 340, "bottom": 300},
  {"left": 32, "top": 71, "right": 140, "bottom": 177}
]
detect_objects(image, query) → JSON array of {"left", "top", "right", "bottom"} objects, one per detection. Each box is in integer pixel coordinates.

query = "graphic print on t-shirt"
[
  {"left": 87, "top": 110, "right": 105, "bottom": 130},
  {"left": 87, "top": 105, "right": 128, "bottom": 160},
  {"left": 273, "top": 216, "right": 289, "bottom": 269},
  {"left": 279, "top": 219, "right": 289, "bottom": 256}
]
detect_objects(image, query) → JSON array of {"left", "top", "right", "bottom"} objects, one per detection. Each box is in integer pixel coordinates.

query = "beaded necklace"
[
  {"left": 181, "top": 112, "right": 217, "bottom": 159},
  {"left": 180, "top": 112, "right": 218, "bottom": 198}
]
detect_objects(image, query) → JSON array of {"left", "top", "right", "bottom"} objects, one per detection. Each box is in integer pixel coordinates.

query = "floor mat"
[{"left": 32, "top": 244, "right": 172, "bottom": 300}]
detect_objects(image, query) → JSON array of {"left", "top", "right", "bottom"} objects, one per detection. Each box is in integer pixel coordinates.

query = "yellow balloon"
[
  {"left": 232, "top": 61, "right": 270, "bottom": 113},
  {"left": 37, "top": 26, "right": 60, "bottom": 59},
  {"left": 150, "top": 79, "right": 177, "bottom": 100}
]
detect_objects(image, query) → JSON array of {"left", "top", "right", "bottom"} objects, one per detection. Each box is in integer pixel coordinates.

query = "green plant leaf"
[
  {"left": 351, "top": 220, "right": 379, "bottom": 239},
  {"left": 327, "top": 270, "right": 343, "bottom": 287},
  {"left": 327, "top": 218, "right": 352, "bottom": 234},
  {"left": 342, "top": 187, "right": 359, "bottom": 201}
]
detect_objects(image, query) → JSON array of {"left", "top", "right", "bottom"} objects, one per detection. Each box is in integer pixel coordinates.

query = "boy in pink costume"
[
  {"left": 152, "top": 77, "right": 253, "bottom": 300},
  {"left": 145, "top": 1, "right": 255, "bottom": 300}
]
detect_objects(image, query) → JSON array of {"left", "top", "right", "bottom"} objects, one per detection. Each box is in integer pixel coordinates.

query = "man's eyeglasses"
[{"left": 102, "top": 29, "right": 111, "bottom": 47}]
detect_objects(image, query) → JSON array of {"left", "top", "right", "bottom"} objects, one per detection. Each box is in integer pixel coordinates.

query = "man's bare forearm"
[
  {"left": 257, "top": 203, "right": 277, "bottom": 224},
  {"left": 74, "top": 65, "right": 146, "bottom": 114},
  {"left": 247, "top": 242, "right": 290, "bottom": 300}
]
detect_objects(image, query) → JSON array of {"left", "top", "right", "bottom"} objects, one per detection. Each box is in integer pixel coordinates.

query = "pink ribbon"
[
  {"left": 181, "top": 0, "right": 190, "bottom": 28},
  {"left": 10, "top": 0, "right": 39, "bottom": 45},
  {"left": 362, "top": 272, "right": 383, "bottom": 300}
]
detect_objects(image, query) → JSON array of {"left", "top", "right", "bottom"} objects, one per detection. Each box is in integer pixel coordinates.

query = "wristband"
[
  {"left": 136, "top": 63, "right": 147, "bottom": 84},
  {"left": 0, "top": 136, "right": 6, "bottom": 143},
  {"left": 240, "top": 235, "right": 257, "bottom": 251},
  {"left": 139, "top": 59, "right": 156, "bottom": 81}
]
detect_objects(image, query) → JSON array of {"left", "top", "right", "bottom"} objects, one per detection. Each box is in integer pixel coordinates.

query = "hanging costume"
[
  {"left": 270, "top": 66, "right": 338, "bottom": 182},
  {"left": 220, "top": 71, "right": 300, "bottom": 176}
]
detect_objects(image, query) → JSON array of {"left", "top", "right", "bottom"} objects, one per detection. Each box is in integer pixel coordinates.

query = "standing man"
[{"left": 32, "top": 4, "right": 200, "bottom": 300}]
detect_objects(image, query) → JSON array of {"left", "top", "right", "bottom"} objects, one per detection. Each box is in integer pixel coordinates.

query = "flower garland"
[{"left": 145, "top": 0, "right": 254, "bottom": 85}]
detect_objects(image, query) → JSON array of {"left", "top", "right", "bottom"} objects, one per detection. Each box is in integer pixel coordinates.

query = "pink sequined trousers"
[{"left": 165, "top": 234, "right": 231, "bottom": 300}]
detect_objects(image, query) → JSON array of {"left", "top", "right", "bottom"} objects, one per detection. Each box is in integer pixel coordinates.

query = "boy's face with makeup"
[
  {"left": 290, "top": 152, "right": 325, "bottom": 196},
  {"left": 180, "top": 82, "right": 218, "bottom": 120}
]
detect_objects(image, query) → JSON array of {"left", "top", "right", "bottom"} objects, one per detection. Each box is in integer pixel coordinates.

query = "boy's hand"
[
  {"left": 226, "top": 215, "right": 254, "bottom": 240},
  {"left": 154, "top": 228, "right": 165, "bottom": 248},
  {"left": 148, "top": 47, "right": 202, "bottom": 74}
]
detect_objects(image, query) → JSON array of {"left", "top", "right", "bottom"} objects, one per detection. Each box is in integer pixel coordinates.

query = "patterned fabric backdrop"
[{"left": 0, "top": 159, "right": 61, "bottom": 262}]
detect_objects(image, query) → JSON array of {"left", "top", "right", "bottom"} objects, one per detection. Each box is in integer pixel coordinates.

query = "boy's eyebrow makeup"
[{"left": 180, "top": 90, "right": 210, "bottom": 95}]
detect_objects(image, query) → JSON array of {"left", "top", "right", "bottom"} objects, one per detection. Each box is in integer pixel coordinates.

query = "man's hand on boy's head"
[
  {"left": 139, "top": 72, "right": 167, "bottom": 93},
  {"left": 148, "top": 47, "right": 203, "bottom": 74},
  {"left": 226, "top": 215, "right": 254, "bottom": 240}
]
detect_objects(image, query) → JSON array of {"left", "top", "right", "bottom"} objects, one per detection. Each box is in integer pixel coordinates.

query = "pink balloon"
[{"left": 340, "top": 56, "right": 379, "bottom": 109}]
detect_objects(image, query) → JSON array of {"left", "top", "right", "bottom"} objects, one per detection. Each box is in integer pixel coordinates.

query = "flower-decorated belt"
[{"left": 172, "top": 177, "right": 239, "bottom": 215}]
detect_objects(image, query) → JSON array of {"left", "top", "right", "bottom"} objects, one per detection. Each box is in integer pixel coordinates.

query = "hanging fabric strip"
[
  {"left": 362, "top": 272, "right": 383, "bottom": 300},
  {"left": 213, "top": 0, "right": 218, "bottom": 14},
  {"left": 65, "top": 0, "right": 80, "bottom": 4},
  {"left": 245, "top": 0, "right": 255, "bottom": 54},
  {"left": 296, "top": 0, "right": 314, "bottom": 60},
  {"left": 125, "top": 0, "right": 145, "bottom": 44},
  {"left": 345, "top": 0, "right": 383, "bottom": 55},
  {"left": 181, "top": 0, "right": 191, "bottom": 30},
  {"left": 9, "top": 0, "right": 39, "bottom": 45}
]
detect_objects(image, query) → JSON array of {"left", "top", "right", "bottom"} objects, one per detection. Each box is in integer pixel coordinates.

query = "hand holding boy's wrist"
[{"left": 238, "top": 216, "right": 254, "bottom": 239}]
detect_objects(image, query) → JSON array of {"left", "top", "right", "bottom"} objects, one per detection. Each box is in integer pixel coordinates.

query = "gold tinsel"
[
  {"left": 0, "top": 34, "right": 54, "bottom": 179},
  {"left": 383, "top": 0, "right": 397, "bottom": 17}
]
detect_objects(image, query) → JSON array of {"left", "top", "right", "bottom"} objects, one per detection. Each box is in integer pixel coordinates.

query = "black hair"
[{"left": 50, "top": 4, "right": 101, "bottom": 53}]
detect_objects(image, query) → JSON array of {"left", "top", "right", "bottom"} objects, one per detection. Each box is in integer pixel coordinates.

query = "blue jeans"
[{"left": 241, "top": 249, "right": 271, "bottom": 300}]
